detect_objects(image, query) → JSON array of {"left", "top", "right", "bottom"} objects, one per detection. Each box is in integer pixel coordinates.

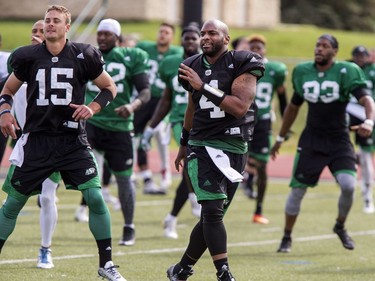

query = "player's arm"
[
  {"left": 140, "top": 87, "right": 172, "bottom": 150},
  {"left": 0, "top": 73, "right": 23, "bottom": 138},
  {"left": 149, "top": 87, "right": 172, "bottom": 128},
  {"left": 353, "top": 87, "right": 375, "bottom": 137},
  {"left": 270, "top": 92, "right": 303, "bottom": 159},
  {"left": 115, "top": 72, "right": 150, "bottom": 118},
  {"left": 175, "top": 93, "right": 195, "bottom": 172},
  {"left": 71, "top": 70, "right": 116, "bottom": 120},
  {"left": 178, "top": 63, "right": 258, "bottom": 119},
  {"left": 276, "top": 84, "right": 287, "bottom": 117}
]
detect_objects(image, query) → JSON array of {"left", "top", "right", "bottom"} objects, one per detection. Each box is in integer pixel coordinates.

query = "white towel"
[
  {"left": 205, "top": 146, "right": 244, "bottom": 183},
  {"left": 9, "top": 133, "right": 29, "bottom": 167}
]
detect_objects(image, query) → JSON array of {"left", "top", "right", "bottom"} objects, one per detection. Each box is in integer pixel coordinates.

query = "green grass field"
[{"left": 1, "top": 177, "right": 375, "bottom": 281}]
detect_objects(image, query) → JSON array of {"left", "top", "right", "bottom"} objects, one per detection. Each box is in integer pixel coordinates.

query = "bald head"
[
  {"left": 202, "top": 19, "right": 229, "bottom": 36},
  {"left": 31, "top": 20, "right": 44, "bottom": 45},
  {"left": 200, "top": 19, "right": 230, "bottom": 61}
]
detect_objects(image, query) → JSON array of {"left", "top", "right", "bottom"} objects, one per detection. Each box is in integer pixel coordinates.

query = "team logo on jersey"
[
  {"left": 52, "top": 57, "right": 58, "bottom": 63},
  {"left": 85, "top": 167, "right": 96, "bottom": 175},
  {"left": 77, "top": 53, "right": 85, "bottom": 59},
  {"left": 124, "top": 56, "right": 131, "bottom": 61},
  {"left": 228, "top": 64, "right": 234, "bottom": 69},
  {"left": 250, "top": 57, "right": 258, "bottom": 62},
  {"left": 340, "top": 67, "right": 347, "bottom": 74},
  {"left": 205, "top": 69, "right": 211, "bottom": 76}
]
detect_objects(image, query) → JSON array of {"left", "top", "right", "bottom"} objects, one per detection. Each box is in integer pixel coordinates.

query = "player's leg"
[
  {"left": 154, "top": 120, "right": 172, "bottom": 191},
  {"left": 62, "top": 145, "right": 125, "bottom": 280},
  {"left": 38, "top": 174, "right": 60, "bottom": 269},
  {"left": 358, "top": 149, "right": 375, "bottom": 213},
  {"left": 0, "top": 195, "right": 28, "bottom": 253}
]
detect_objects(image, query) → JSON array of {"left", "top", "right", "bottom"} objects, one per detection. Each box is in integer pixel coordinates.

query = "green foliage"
[{"left": 281, "top": 0, "right": 375, "bottom": 32}]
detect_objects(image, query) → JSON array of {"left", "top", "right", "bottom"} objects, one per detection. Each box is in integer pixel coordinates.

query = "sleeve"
[
  {"left": 130, "top": 48, "right": 150, "bottom": 76},
  {"left": 233, "top": 50, "right": 265, "bottom": 80},
  {"left": 9, "top": 47, "right": 27, "bottom": 82},
  {"left": 345, "top": 63, "right": 368, "bottom": 93},
  {"left": 274, "top": 62, "right": 288, "bottom": 88},
  {"left": 84, "top": 45, "right": 105, "bottom": 81}
]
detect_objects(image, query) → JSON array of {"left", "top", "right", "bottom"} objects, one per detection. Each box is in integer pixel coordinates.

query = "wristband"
[
  {"left": 180, "top": 127, "right": 190, "bottom": 146},
  {"left": 0, "top": 109, "right": 11, "bottom": 117},
  {"left": 0, "top": 94, "right": 13, "bottom": 107},
  {"left": 93, "top": 88, "right": 113, "bottom": 109},
  {"left": 200, "top": 83, "right": 226, "bottom": 106},
  {"left": 276, "top": 135, "right": 285, "bottom": 143},
  {"left": 364, "top": 119, "right": 374, "bottom": 127}
]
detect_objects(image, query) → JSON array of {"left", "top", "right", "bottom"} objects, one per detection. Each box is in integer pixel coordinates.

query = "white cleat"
[
  {"left": 163, "top": 214, "right": 178, "bottom": 239},
  {"left": 74, "top": 205, "right": 89, "bottom": 222}
]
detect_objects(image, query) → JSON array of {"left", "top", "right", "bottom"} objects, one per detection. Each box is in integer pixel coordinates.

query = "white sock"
[{"left": 40, "top": 178, "right": 58, "bottom": 248}]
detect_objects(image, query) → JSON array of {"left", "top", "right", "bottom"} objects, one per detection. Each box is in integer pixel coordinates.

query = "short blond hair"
[{"left": 45, "top": 5, "right": 71, "bottom": 25}]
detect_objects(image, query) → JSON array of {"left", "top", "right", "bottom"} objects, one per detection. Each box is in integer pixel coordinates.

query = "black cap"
[
  {"left": 352, "top": 45, "right": 369, "bottom": 56},
  {"left": 181, "top": 23, "right": 200, "bottom": 37}
]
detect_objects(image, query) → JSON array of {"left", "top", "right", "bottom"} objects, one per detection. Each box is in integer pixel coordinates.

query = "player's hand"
[
  {"left": 115, "top": 104, "right": 133, "bottom": 119},
  {"left": 141, "top": 127, "right": 154, "bottom": 151},
  {"left": 70, "top": 103, "right": 94, "bottom": 120},
  {"left": 351, "top": 122, "right": 373, "bottom": 138},
  {"left": 0, "top": 112, "right": 19, "bottom": 139},
  {"left": 270, "top": 141, "right": 282, "bottom": 160},
  {"left": 175, "top": 145, "right": 187, "bottom": 172},
  {"left": 178, "top": 63, "right": 203, "bottom": 91}
]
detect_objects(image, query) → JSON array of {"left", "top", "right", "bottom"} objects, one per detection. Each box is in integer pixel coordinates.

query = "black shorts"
[
  {"left": 133, "top": 96, "right": 160, "bottom": 135},
  {"left": 86, "top": 123, "right": 134, "bottom": 176},
  {"left": 290, "top": 128, "right": 356, "bottom": 188},
  {"left": 187, "top": 145, "right": 246, "bottom": 205},
  {"left": 3, "top": 133, "right": 100, "bottom": 200},
  {"left": 248, "top": 118, "right": 271, "bottom": 163}
]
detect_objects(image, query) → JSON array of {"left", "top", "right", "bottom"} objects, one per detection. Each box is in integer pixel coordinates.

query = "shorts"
[
  {"left": 187, "top": 145, "right": 246, "bottom": 204},
  {"left": 3, "top": 133, "right": 100, "bottom": 201},
  {"left": 248, "top": 118, "right": 271, "bottom": 163},
  {"left": 86, "top": 122, "right": 133, "bottom": 177},
  {"left": 290, "top": 128, "right": 356, "bottom": 188}
]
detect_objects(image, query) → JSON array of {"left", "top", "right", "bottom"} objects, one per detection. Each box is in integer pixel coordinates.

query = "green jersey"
[
  {"left": 136, "top": 40, "right": 182, "bottom": 98},
  {"left": 293, "top": 60, "right": 367, "bottom": 135},
  {"left": 255, "top": 59, "right": 287, "bottom": 119},
  {"left": 86, "top": 46, "right": 149, "bottom": 132},
  {"left": 158, "top": 54, "right": 187, "bottom": 124},
  {"left": 362, "top": 63, "right": 375, "bottom": 98}
]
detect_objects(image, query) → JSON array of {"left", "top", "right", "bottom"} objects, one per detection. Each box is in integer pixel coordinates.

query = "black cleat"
[
  {"left": 333, "top": 225, "right": 355, "bottom": 250},
  {"left": 166, "top": 264, "right": 194, "bottom": 281},
  {"left": 216, "top": 265, "right": 235, "bottom": 281},
  {"left": 277, "top": 236, "right": 292, "bottom": 253}
]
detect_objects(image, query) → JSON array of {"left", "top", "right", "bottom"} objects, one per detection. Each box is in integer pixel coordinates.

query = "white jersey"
[{"left": 0, "top": 51, "right": 10, "bottom": 81}]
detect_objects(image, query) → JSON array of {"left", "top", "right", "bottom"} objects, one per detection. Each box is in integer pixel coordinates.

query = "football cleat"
[
  {"left": 143, "top": 180, "right": 166, "bottom": 195},
  {"left": 163, "top": 214, "right": 178, "bottom": 239},
  {"left": 333, "top": 225, "right": 355, "bottom": 250},
  {"left": 37, "top": 247, "right": 54, "bottom": 269},
  {"left": 252, "top": 214, "right": 269, "bottom": 224},
  {"left": 74, "top": 205, "right": 89, "bottom": 223},
  {"left": 98, "top": 261, "right": 127, "bottom": 281},
  {"left": 119, "top": 226, "right": 135, "bottom": 246},
  {"left": 166, "top": 264, "right": 194, "bottom": 281},
  {"left": 277, "top": 236, "right": 292, "bottom": 253},
  {"left": 216, "top": 265, "right": 236, "bottom": 281}
]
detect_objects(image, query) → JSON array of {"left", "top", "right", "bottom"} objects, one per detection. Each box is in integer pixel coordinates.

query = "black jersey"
[
  {"left": 179, "top": 50, "right": 264, "bottom": 141},
  {"left": 10, "top": 40, "right": 104, "bottom": 134}
]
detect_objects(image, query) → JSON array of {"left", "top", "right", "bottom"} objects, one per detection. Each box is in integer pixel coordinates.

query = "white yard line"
[{"left": 1, "top": 230, "right": 375, "bottom": 265}]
